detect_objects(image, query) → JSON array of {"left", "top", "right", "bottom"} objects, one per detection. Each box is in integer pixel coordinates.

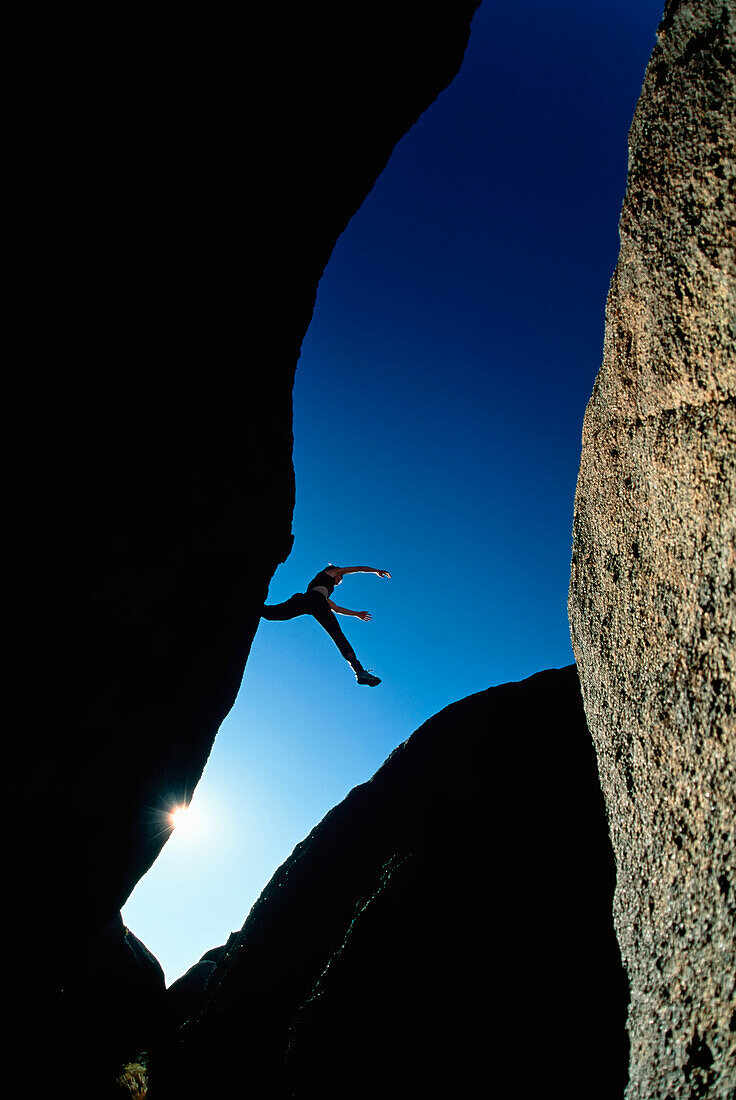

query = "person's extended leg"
[
  {"left": 309, "top": 594, "right": 381, "bottom": 685},
  {"left": 311, "top": 599, "right": 360, "bottom": 667}
]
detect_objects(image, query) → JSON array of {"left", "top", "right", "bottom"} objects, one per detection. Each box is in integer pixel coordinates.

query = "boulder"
[
  {"left": 157, "top": 667, "right": 628, "bottom": 1099},
  {"left": 39, "top": 913, "right": 165, "bottom": 1098}
]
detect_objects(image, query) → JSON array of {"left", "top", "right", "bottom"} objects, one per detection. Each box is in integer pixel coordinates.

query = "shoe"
[{"left": 356, "top": 669, "right": 381, "bottom": 687}]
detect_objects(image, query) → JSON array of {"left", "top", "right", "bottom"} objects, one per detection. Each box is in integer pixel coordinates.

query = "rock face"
[
  {"left": 568, "top": 1, "right": 736, "bottom": 1096},
  {"left": 4, "top": 3, "right": 480, "bottom": 1093},
  {"left": 156, "top": 667, "right": 629, "bottom": 1099}
]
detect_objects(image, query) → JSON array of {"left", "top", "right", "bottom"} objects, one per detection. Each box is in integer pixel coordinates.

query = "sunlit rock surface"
[
  {"left": 157, "top": 667, "right": 628, "bottom": 1099},
  {"left": 4, "top": 3, "right": 480, "bottom": 1094},
  {"left": 569, "top": 1, "right": 736, "bottom": 1096}
]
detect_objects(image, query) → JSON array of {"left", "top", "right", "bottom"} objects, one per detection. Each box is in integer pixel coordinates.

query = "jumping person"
[{"left": 261, "top": 564, "right": 391, "bottom": 686}]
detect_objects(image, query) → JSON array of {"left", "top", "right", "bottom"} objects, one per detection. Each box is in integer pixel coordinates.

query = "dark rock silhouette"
[
  {"left": 163, "top": 932, "right": 239, "bottom": 1039},
  {"left": 36, "top": 913, "right": 166, "bottom": 1098},
  {"left": 155, "top": 667, "right": 629, "bottom": 1099},
  {"left": 4, "top": 3, "right": 479, "bottom": 1093}
]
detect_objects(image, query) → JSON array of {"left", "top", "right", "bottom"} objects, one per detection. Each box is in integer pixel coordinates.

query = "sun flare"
[{"left": 169, "top": 804, "right": 199, "bottom": 836}]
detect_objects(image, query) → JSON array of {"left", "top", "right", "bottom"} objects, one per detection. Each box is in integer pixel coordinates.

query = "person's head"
[{"left": 326, "top": 565, "right": 342, "bottom": 584}]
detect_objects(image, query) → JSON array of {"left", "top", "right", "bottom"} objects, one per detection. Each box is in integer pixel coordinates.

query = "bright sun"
[
  {"left": 169, "top": 804, "right": 198, "bottom": 835},
  {"left": 167, "top": 799, "right": 212, "bottom": 845}
]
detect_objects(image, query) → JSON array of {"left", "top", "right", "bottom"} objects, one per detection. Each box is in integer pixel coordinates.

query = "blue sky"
[{"left": 123, "top": 0, "right": 665, "bottom": 984}]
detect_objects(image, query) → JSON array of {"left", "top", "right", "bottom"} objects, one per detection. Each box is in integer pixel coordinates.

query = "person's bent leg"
[{"left": 261, "top": 593, "right": 309, "bottom": 621}]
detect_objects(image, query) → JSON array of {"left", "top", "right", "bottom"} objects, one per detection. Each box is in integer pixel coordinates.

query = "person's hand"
[
  {"left": 377, "top": 570, "right": 391, "bottom": 579},
  {"left": 357, "top": 610, "right": 372, "bottom": 621}
]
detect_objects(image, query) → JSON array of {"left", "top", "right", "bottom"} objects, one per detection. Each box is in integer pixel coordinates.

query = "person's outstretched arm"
[
  {"left": 333, "top": 566, "right": 391, "bottom": 578},
  {"left": 327, "top": 599, "right": 372, "bottom": 621}
]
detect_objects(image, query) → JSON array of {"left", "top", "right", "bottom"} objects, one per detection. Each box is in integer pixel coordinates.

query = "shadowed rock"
[
  {"left": 37, "top": 914, "right": 166, "bottom": 1099},
  {"left": 4, "top": 3, "right": 479, "bottom": 1093},
  {"left": 569, "top": 1, "right": 736, "bottom": 1096},
  {"left": 157, "top": 666, "right": 629, "bottom": 1099}
]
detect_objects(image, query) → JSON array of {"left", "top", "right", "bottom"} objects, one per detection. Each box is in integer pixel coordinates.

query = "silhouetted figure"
[{"left": 261, "top": 565, "right": 391, "bottom": 685}]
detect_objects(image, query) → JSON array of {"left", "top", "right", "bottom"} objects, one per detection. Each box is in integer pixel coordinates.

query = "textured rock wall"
[
  {"left": 568, "top": 1, "right": 736, "bottom": 1096},
  {"left": 157, "top": 667, "right": 629, "bottom": 1100}
]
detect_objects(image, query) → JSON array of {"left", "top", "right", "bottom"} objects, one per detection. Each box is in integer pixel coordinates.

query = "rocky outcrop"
[
  {"left": 163, "top": 933, "right": 239, "bottom": 1040},
  {"left": 34, "top": 913, "right": 166, "bottom": 1099},
  {"left": 568, "top": 1, "right": 736, "bottom": 1096},
  {"left": 155, "top": 667, "right": 629, "bottom": 1099},
  {"left": 4, "top": 3, "right": 480, "bottom": 1093}
]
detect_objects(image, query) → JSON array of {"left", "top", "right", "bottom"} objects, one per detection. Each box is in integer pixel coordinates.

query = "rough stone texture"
[
  {"left": 3, "top": 3, "right": 480, "bottom": 1094},
  {"left": 156, "top": 667, "right": 629, "bottom": 1100},
  {"left": 568, "top": 1, "right": 736, "bottom": 1096}
]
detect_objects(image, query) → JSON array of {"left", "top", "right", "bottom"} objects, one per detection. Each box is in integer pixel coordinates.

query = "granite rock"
[{"left": 569, "top": 1, "right": 736, "bottom": 1095}]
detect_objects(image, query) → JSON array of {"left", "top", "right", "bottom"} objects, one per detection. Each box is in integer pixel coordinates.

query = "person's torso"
[{"left": 307, "top": 567, "right": 335, "bottom": 597}]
